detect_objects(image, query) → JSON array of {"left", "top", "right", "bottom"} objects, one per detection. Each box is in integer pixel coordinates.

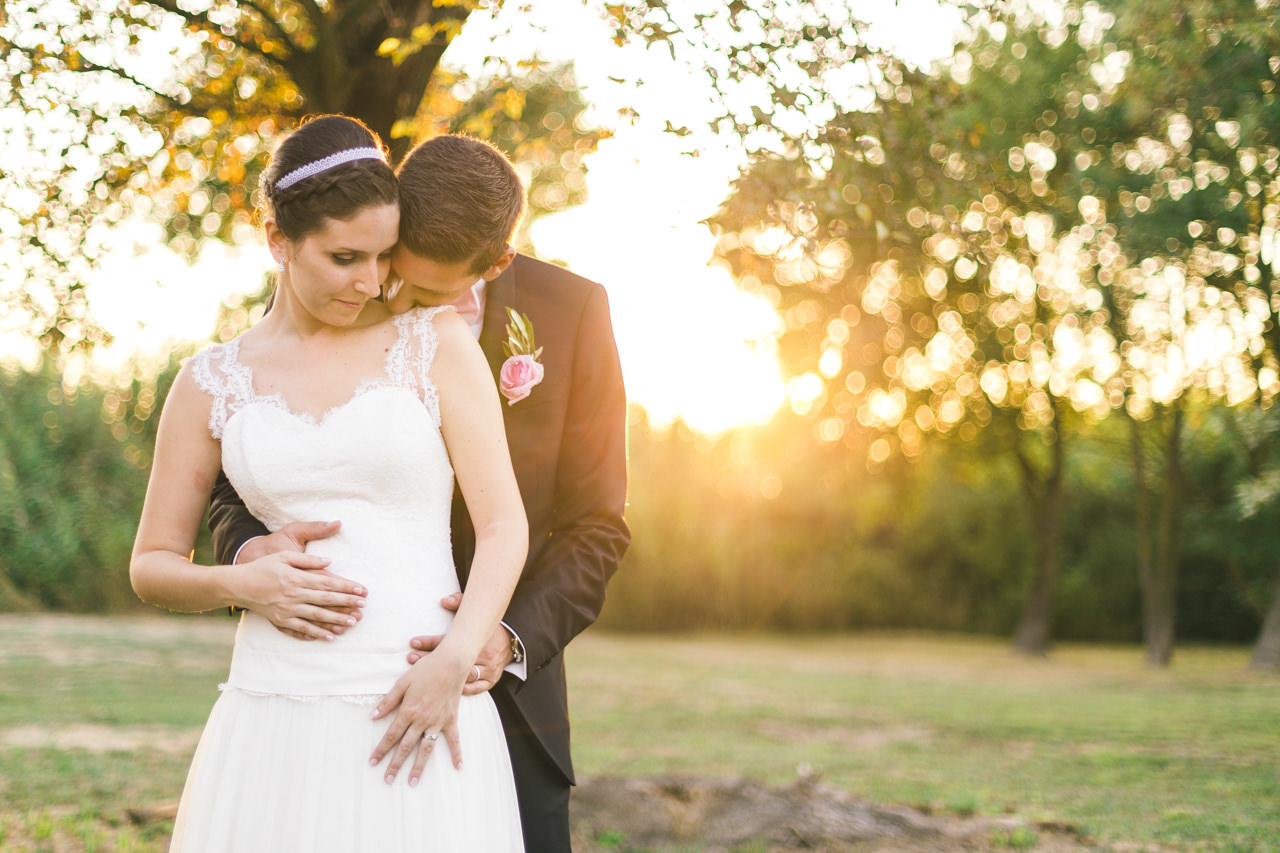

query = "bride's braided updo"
[{"left": 260, "top": 115, "right": 398, "bottom": 241}]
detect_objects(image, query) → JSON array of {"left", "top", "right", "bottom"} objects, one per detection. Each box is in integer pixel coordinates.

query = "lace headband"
[{"left": 273, "top": 147, "right": 385, "bottom": 191}]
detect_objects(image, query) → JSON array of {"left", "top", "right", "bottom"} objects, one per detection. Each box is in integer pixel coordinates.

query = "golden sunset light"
[{"left": 6, "top": 3, "right": 1280, "bottom": 848}]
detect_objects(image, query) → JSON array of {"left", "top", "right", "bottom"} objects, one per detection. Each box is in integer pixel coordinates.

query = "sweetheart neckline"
[
  {"left": 191, "top": 306, "right": 449, "bottom": 441},
  {"left": 228, "top": 382, "right": 427, "bottom": 429},
  {"left": 225, "top": 319, "right": 419, "bottom": 428}
]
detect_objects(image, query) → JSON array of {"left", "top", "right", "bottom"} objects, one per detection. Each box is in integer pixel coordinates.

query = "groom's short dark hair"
[{"left": 396, "top": 135, "right": 526, "bottom": 275}]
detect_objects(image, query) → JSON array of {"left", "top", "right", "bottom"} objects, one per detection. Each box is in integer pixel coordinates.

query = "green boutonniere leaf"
[{"left": 502, "top": 307, "right": 542, "bottom": 360}]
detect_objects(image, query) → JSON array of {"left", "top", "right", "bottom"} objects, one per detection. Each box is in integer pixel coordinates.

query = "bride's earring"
[{"left": 276, "top": 258, "right": 286, "bottom": 274}]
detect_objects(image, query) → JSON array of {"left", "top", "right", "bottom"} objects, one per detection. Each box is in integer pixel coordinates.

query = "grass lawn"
[{"left": 0, "top": 615, "right": 1277, "bottom": 851}]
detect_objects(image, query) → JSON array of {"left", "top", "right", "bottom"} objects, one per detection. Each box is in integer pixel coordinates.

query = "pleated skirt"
[{"left": 170, "top": 689, "right": 524, "bottom": 852}]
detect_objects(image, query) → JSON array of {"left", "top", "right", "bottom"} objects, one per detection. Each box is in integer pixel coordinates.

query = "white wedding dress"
[{"left": 172, "top": 307, "right": 523, "bottom": 851}]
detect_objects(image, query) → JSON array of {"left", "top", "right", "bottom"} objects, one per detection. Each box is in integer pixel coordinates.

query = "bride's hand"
[
  {"left": 229, "top": 550, "right": 367, "bottom": 641},
  {"left": 235, "top": 521, "right": 365, "bottom": 641},
  {"left": 369, "top": 650, "right": 476, "bottom": 785}
]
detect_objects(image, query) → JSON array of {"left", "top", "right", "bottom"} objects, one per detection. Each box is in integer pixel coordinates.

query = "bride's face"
[{"left": 272, "top": 203, "right": 399, "bottom": 326}]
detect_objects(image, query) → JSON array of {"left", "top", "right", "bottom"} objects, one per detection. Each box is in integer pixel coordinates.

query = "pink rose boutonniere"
[{"left": 499, "top": 308, "right": 544, "bottom": 406}]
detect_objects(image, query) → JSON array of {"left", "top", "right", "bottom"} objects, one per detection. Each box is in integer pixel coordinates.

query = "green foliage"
[
  {"left": 610, "top": 414, "right": 1012, "bottom": 633},
  {"left": 679, "top": 0, "right": 1280, "bottom": 654},
  {"left": 0, "top": 359, "right": 1270, "bottom": 642},
  {"left": 606, "top": 410, "right": 1263, "bottom": 641},
  {"left": 0, "top": 356, "right": 194, "bottom": 611}
]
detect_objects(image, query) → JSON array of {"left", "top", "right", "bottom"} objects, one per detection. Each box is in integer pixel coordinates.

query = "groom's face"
[{"left": 385, "top": 246, "right": 479, "bottom": 314}]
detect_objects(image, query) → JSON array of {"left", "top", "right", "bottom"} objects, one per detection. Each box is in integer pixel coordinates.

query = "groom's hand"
[
  {"left": 236, "top": 520, "right": 342, "bottom": 564},
  {"left": 236, "top": 520, "right": 363, "bottom": 640},
  {"left": 406, "top": 593, "right": 512, "bottom": 694}
]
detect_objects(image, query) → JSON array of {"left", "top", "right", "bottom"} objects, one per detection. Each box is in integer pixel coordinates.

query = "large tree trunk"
[
  {"left": 290, "top": 0, "right": 472, "bottom": 164},
  {"left": 1250, "top": 569, "right": 1280, "bottom": 670},
  {"left": 1012, "top": 416, "right": 1065, "bottom": 656},
  {"left": 1133, "top": 406, "right": 1183, "bottom": 667}
]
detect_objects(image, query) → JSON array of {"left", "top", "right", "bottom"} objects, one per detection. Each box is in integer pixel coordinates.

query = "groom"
[{"left": 208, "top": 134, "right": 630, "bottom": 850}]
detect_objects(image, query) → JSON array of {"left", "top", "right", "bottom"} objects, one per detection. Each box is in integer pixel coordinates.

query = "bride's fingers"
[
  {"left": 291, "top": 570, "right": 366, "bottom": 603},
  {"left": 298, "top": 589, "right": 366, "bottom": 611},
  {"left": 370, "top": 678, "right": 407, "bottom": 724},
  {"left": 369, "top": 713, "right": 409, "bottom": 771},
  {"left": 293, "top": 603, "right": 359, "bottom": 628},
  {"left": 441, "top": 719, "right": 462, "bottom": 771},
  {"left": 283, "top": 617, "right": 334, "bottom": 642},
  {"left": 309, "top": 571, "right": 367, "bottom": 599},
  {"left": 385, "top": 724, "right": 429, "bottom": 784},
  {"left": 408, "top": 727, "right": 444, "bottom": 785}
]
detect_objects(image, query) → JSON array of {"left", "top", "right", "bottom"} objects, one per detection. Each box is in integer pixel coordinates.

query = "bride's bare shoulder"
[{"left": 427, "top": 305, "right": 467, "bottom": 333}]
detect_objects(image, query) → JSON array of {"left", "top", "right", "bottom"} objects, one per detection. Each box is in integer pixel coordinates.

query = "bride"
[{"left": 130, "top": 115, "right": 527, "bottom": 850}]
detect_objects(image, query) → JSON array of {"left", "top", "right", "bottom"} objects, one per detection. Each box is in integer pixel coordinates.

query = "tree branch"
[
  {"left": 5, "top": 43, "right": 184, "bottom": 109},
  {"left": 238, "top": 0, "right": 299, "bottom": 53},
  {"left": 295, "top": 0, "right": 330, "bottom": 30},
  {"left": 141, "top": 0, "right": 290, "bottom": 66},
  {"left": 75, "top": 56, "right": 186, "bottom": 109}
]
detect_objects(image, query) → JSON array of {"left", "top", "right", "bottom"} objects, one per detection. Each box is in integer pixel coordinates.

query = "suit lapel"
[{"left": 479, "top": 263, "right": 517, "bottom": 380}]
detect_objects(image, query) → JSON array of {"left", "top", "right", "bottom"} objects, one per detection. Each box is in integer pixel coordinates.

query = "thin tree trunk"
[
  {"left": 1248, "top": 224, "right": 1280, "bottom": 667},
  {"left": 1128, "top": 411, "right": 1153, "bottom": 642},
  {"left": 1012, "top": 419, "right": 1065, "bottom": 656},
  {"left": 1250, "top": 569, "right": 1280, "bottom": 670},
  {"left": 1143, "top": 406, "right": 1183, "bottom": 667}
]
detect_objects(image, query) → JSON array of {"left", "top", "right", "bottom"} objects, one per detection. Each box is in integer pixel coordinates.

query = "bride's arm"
[
  {"left": 131, "top": 364, "right": 365, "bottom": 636},
  {"left": 369, "top": 310, "right": 528, "bottom": 784},
  {"left": 431, "top": 310, "right": 528, "bottom": 665}
]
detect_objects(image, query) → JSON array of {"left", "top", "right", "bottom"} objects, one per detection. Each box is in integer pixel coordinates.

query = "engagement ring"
[{"left": 423, "top": 732, "right": 438, "bottom": 742}]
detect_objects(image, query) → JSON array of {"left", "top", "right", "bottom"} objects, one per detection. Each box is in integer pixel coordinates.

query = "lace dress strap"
[
  {"left": 186, "top": 339, "right": 257, "bottom": 440},
  {"left": 388, "top": 306, "right": 455, "bottom": 427}
]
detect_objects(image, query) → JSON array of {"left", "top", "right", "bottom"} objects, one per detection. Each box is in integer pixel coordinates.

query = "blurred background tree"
[
  {"left": 0, "top": 355, "right": 181, "bottom": 611},
  {"left": 657, "top": 0, "right": 1279, "bottom": 662}
]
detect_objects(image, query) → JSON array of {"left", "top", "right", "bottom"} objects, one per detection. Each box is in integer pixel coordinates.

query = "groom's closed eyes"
[{"left": 386, "top": 245, "right": 483, "bottom": 313}]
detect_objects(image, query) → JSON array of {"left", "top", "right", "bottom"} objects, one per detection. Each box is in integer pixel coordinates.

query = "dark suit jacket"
[{"left": 208, "top": 253, "right": 630, "bottom": 785}]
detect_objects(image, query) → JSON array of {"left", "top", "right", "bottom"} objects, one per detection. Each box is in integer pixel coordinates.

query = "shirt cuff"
[
  {"left": 231, "top": 536, "right": 264, "bottom": 566},
  {"left": 500, "top": 621, "right": 528, "bottom": 681}
]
